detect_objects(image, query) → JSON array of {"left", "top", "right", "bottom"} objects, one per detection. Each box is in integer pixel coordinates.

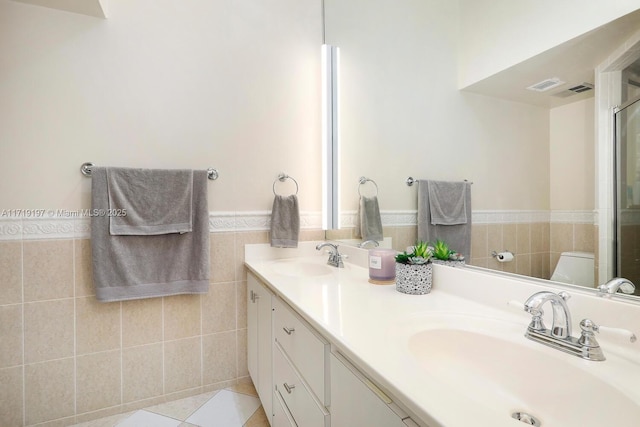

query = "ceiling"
[
  {"left": 460, "top": 9, "right": 640, "bottom": 109},
  {"left": 12, "top": 0, "right": 107, "bottom": 18}
]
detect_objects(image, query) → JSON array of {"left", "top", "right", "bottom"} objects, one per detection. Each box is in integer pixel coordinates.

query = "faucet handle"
[
  {"left": 511, "top": 299, "right": 546, "bottom": 331},
  {"left": 580, "top": 319, "right": 637, "bottom": 343},
  {"left": 507, "top": 299, "right": 542, "bottom": 316},
  {"left": 599, "top": 326, "right": 637, "bottom": 343}
]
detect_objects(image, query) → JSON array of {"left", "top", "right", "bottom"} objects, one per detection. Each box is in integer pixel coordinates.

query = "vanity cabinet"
[
  {"left": 330, "top": 351, "right": 420, "bottom": 427},
  {"left": 247, "top": 273, "right": 274, "bottom": 424},
  {"left": 247, "top": 270, "right": 424, "bottom": 427}
]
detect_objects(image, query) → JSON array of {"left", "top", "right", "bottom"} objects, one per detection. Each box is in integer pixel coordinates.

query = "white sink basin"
[
  {"left": 270, "top": 259, "right": 333, "bottom": 277},
  {"left": 406, "top": 314, "right": 640, "bottom": 426}
]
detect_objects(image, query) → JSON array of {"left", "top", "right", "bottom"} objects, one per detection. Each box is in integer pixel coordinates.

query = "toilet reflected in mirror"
[{"left": 550, "top": 251, "right": 595, "bottom": 288}]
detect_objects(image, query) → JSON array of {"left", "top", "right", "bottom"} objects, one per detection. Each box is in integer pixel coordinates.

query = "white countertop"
[{"left": 245, "top": 242, "right": 640, "bottom": 427}]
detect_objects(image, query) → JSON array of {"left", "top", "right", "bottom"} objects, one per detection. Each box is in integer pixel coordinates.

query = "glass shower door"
[{"left": 615, "top": 95, "right": 640, "bottom": 294}]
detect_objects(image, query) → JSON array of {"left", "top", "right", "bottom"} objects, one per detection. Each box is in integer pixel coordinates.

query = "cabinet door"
[
  {"left": 256, "top": 280, "right": 273, "bottom": 420},
  {"left": 247, "top": 273, "right": 273, "bottom": 425},
  {"left": 330, "top": 352, "right": 407, "bottom": 427},
  {"left": 247, "top": 275, "right": 259, "bottom": 385}
]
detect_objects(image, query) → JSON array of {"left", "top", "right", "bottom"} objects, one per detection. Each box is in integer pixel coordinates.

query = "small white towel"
[{"left": 270, "top": 195, "right": 300, "bottom": 248}]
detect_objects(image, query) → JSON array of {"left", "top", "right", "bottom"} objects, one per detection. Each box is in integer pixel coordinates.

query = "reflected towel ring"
[
  {"left": 358, "top": 176, "right": 379, "bottom": 197},
  {"left": 273, "top": 173, "right": 299, "bottom": 196}
]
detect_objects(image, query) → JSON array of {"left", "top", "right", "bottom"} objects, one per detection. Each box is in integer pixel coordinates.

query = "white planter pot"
[
  {"left": 395, "top": 262, "right": 433, "bottom": 295},
  {"left": 432, "top": 259, "right": 465, "bottom": 268}
]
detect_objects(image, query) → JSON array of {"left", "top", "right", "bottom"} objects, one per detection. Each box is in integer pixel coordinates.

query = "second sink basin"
[
  {"left": 406, "top": 314, "right": 640, "bottom": 426},
  {"left": 270, "top": 259, "right": 334, "bottom": 277}
]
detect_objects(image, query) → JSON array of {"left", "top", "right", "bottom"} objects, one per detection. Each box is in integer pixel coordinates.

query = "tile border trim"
[{"left": 0, "top": 209, "right": 597, "bottom": 241}]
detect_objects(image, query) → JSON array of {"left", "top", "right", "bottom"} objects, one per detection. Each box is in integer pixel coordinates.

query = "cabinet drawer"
[
  {"left": 273, "top": 341, "right": 329, "bottom": 427},
  {"left": 272, "top": 389, "right": 297, "bottom": 427},
  {"left": 273, "top": 297, "right": 328, "bottom": 404}
]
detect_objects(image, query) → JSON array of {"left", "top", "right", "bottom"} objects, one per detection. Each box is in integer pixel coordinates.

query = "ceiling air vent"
[
  {"left": 568, "top": 83, "right": 594, "bottom": 93},
  {"left": 526, "top": 77, "right": 565, "bottom": 92},
  {"left": 552, "top": 82, "right": 594, "bottom": 98}
]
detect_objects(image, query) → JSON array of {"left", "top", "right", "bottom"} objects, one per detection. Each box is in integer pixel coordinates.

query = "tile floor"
[{"left": 71, "top": 383, "right": 269, "bottom": 427}]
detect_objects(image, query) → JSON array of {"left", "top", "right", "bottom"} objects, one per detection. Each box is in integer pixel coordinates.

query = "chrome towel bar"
[
  {"left": 80, "top": 162, "right": 219, "bottom": 180},
  {"left": 406, "top": 177, "right": 473, "bottom": 186}
]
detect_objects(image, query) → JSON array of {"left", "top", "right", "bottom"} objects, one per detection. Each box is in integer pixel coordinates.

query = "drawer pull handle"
[
  {"left": 283, "top": 326, "right": 295, "bottom": 335},
  {"left": 250, "top": 290, "right": 261, "bottom": 303},
  {"left": 283, "top": 382, "right": 296, "bottom": 394}
]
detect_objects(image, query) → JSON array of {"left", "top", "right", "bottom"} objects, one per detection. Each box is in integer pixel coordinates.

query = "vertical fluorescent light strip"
[
  {"left": 322, "top": 44, "right": 340, "bottom": 229},
  {"left": 321, "top": 45, "right": 329, "bottom": 229}
]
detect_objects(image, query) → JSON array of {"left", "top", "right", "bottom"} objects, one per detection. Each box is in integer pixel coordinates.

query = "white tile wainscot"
[{"left": 245, "top": 241, "right": 640, "bottom": 427}]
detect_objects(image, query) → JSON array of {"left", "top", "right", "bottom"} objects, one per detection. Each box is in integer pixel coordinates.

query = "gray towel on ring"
[
  {"left": 270, "top": 195, "right": 300, "bottom": 248},
  {"left": 354, "top": 195, "right": 383, "bottom": 241}
]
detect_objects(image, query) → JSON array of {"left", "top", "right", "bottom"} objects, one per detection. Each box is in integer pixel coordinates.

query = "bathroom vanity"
[{"left": 245, "top": 242, "right": 640, "bottom": 427}]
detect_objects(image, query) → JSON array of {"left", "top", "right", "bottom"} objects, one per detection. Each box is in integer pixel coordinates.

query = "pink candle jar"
[{"left": 368, "top": 248, "right": 397, "bottom": 284}]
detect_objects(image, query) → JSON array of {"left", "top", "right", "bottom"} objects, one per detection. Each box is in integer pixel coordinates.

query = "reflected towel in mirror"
[
  {"left": 427, "top": 180, "right": 467, "bottom": 225},
  {"left": 418, "top": 180, "right": 472, "bottom": 259},
  {"left": 354, "top": 195, "right": 383, "bottom": 241}
]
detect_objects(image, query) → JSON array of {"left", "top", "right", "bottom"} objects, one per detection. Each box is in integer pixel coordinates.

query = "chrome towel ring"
[
  {"left": 358, "top": 176, "right": 378, "bottom": 197},
  {"left": 273, "top": 173, "right": 299, "bottom": 196}
]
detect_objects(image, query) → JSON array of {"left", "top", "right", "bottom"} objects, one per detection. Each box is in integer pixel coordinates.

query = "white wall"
[
  {"left": 549, "top": 98, "right": 595, "bottom": 210},
  {"left": 327, "top": 0, "right": 550, "bottom": 212},
  {"left": 458, "top": 0, "right": 640, "bottom": 88},
  {"left": 1, "top": 0, "right": 553, "bottom": 217},
  {"left": 0, "top": 0, "right": 322, "bottom": 212}
]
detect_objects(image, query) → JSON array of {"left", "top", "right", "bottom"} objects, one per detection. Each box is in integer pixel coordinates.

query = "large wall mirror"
[{"left": 322, "top": 0, "right": 640, "bottom": 301}]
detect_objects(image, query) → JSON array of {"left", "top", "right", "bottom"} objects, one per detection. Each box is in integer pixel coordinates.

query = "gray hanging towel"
[
  {"left": 428, "top": 180, "right": 467, "bottom": 225},
  {"left": 354, "top": 195, "right": 383, "bottom": 241},
  {"left": 418, "top": 180, "right": 472, "bottom": 260},
  {"left": 107, "top": 167, "right": 193, "bottom": 235},
  {"left": 270, "top": 194, "right": 300, "bottom": 248},
  {"left": 91, "top": 167, "right": 210, "bottom": 302}
]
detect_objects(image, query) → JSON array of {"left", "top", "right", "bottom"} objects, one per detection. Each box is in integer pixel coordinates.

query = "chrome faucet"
[
  {"left": 522, "top": 291, "right": 604, "bottom": 361},
  {"left": 598, "top": 277, "right": 636, "bottom": 297},
  {"left": 316, "top": 242, "right": 344, "bottom": 268},
  {"left": 358, "top": 239, "right": 379, "bottom": 248},
  {"left": 519, "top": 290, "right": 637, "bottom": 361},
  {"left": 524, "top": 291, "right": 572, "bottom": 338}
]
